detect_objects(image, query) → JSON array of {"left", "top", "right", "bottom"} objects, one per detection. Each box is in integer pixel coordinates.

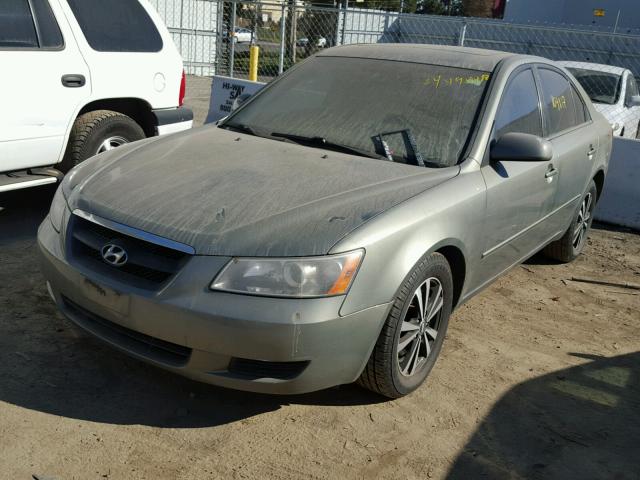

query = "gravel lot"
[{"left": 0, "top": 79, "right": 638, "bottom": 479}]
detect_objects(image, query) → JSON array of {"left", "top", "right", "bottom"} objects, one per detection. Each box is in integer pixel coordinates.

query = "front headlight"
[
  {"left": 211, "top": 250, "right": 364, "bottom": 298},
  {"left": 49, "top": 185, "right": 67, "bottom": 233}
]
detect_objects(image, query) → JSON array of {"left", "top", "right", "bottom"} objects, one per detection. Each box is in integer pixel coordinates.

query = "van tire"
[{"left": 60, "top": 110, "right": 145, "bottom": 173}]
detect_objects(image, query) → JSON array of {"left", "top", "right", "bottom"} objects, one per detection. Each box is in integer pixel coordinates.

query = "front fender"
[{"left": 333, "top": 169, "right": 486, "bottom": 317}]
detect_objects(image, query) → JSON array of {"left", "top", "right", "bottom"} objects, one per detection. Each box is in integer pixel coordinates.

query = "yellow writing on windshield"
[
  {"left": 424, "top": 73, "right": 490, "bottom": 88},
  {"left": 552, "top": 95, "right": 567, "bottom": 110}
]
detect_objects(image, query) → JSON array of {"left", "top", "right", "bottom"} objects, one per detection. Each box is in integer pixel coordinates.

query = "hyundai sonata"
[{"left": 39, "top": 45, "right": 611, "bottom": 398}]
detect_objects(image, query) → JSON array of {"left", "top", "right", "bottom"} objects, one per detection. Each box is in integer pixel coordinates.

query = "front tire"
[
  {"left": 543, "top": 180, "right": 597, "bottom": 263},
  {"left": 60, "top": 110, "right": 145, "bottom": 173},
  {"left": 357, "top": 253, "right": 453, "bottom": 398}
]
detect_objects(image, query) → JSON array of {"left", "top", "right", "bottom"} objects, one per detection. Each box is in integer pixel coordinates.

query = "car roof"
[
  {"left": 557, "top": 61, "right": 627, "bottom": 76},
  {"left": 317, "top": 44, "right": 524, "bottom": 72}
]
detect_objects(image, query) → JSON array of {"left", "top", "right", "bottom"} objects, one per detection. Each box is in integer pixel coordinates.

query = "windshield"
[
  {"left": 567, "top": 68, "right": 622, "bottom": 105},
  {"left": 223, "top": 57, "right": 491, "bottom": 167}
]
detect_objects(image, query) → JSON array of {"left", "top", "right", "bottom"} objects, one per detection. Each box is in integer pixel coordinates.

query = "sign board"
[
  {"left": 593, "top": 8, "right": 605, "bottom": 17},
  {"left": 205, "top": 75, "right": 266, "bottom": 124}
]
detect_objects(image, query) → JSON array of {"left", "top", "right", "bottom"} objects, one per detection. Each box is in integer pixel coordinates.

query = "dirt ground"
[{"left": 1, "top": 80, "right": 639, "bottom": 479}]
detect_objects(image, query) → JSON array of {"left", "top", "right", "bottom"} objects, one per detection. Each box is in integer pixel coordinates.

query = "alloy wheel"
[
  {"left": 573, "top": 192, "right": 593, "bottom": 250},
  {"left": 397, "top": 277, "right": 444, "bottom": 377},
  {"left": 96, "top": 136, "right": 129, "bottom": 155}
]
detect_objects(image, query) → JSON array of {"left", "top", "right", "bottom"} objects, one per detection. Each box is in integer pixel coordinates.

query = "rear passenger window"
[
  {"left": 570, "top": 84, "right": 590, "bottom": 125},
  {"left": 494, "top": 68, "right": 543, "bottom": 139},
  {"left": 538, "top": 68, "right": 580, "bottom": 136},
  {"left": 67, "top": 0, "right": 163, "bottom": 52},
  {"left": 0, "top": 0, "right": 38, "bottom": 48}
]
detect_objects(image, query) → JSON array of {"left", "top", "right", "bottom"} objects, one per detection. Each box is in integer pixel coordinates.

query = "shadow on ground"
[
  {"left": 447, "top": 351, "right": 640, "bottom": 479},
  {"left": 0, "top": 188, "right": 383, "bottom": 430}
]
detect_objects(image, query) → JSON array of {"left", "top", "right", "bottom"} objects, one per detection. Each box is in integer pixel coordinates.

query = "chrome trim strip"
[
  {"left": 482, "top": 193, "right": 581, "bottom": 258},
  {"left": 72, "top": 209, "right": 196, "bottom": 255},
  {"left": 0, "top": 176, "right": 57, "bottom": 193},
  {"left": 466, "top": 229, "right": 564, "bottom": 302}
]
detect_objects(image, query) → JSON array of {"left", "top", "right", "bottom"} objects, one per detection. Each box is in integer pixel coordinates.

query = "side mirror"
[
  {"left": 626, "top": 95, "right": 640, "bottom": 108},
  {"left": 490, "top": 132, "right": 553, "bottom": 162},
  {"left": 231, "top": 93, "right": 252, "bottom": 112}
]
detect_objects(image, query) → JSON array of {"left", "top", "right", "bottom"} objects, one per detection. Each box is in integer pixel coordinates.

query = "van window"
[
  {"left": 538, "top": 68, "right": 580, "bottom": 136},
  {"left": 67, "top": 0, "right": 163, "bottom": 52},
  {"left": 494, "top": 68, "right": 543, "bottom": 138},
  {"left": 0, "top": 0, "right": 38, "bottom": 48}
]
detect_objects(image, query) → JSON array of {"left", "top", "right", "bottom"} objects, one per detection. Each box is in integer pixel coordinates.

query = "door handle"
[
  {"left": 545, "top": 165, "right": 559, "bottom": 179},
  {"left": 61, "top": 74, "right": 86, "bottom": 88},
  {"left": 587, "top": 145, "right": 597, "bottom": 160}
]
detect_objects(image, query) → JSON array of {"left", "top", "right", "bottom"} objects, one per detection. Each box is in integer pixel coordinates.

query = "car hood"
[{"left": 68, "top": 126, "right": 458, "bottom": 256}]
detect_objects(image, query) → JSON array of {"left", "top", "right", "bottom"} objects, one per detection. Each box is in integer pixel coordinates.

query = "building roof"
[{"left": 318, "top": 44, "right": 518, "bottom": 72}]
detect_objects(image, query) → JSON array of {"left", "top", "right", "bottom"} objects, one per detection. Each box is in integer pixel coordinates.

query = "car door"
[
  {"left": 622, "top": 73, "right": 640, "bottom": 138},
  {"left": 535, "top": 66, "right": 594, "bottom": 233},
  {"left": 477, "top": 66, "right": 559, "bottom": 283},
  {"left": 60, "top": 0, "right": 181, "bottom": 112},
  {"left": 0, "top": 0, "right": 90, "bottom": 173}
]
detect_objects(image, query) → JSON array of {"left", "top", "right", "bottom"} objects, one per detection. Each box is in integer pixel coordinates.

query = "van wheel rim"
[
  {"left": 96, "top": 136, "right": 128, "bottom": 154},
  {"left": 397, "top": 277, "right": 444, "bottom": 377},
  {"left": 573, "top": 192, "right": 593, "bottom": 250}
]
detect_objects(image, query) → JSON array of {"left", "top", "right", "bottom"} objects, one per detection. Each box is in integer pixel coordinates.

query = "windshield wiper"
[{"left": 271, "top": 132, "right": 388, "bottom": 160}]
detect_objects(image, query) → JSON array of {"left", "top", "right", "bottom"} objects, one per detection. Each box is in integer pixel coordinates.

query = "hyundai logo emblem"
[{"left": 101, "top": 243, "right": 128, "bottom": 267}]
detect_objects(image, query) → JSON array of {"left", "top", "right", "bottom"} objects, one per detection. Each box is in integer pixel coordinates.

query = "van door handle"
[
  {"left": 545, "top": 165, "right": 559, "bottom": 179},
  {"left": 587, "top": 145, "right": 596, "bottom": 160},
  {"left": 61, "top": 74, "right": 86, "bottom": 88}
]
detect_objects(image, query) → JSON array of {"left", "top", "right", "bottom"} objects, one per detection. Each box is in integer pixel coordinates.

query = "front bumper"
[
  {"left": 153, "top": 106, "right": 193, "bottom": 136},
  {"left": 37, "top": 214, "right": 389, "bottom": 394}
]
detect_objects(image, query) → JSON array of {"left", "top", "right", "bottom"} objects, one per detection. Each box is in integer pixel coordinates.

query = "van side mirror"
[
  {"left": 232, "top": 93, "right": 252, "bottom": 112},
  {"left": 490, "top": 132, "right": 553, "bottom": 162},
  {"left": 626, "top": 95, "right": 640, "bottom": 108}
]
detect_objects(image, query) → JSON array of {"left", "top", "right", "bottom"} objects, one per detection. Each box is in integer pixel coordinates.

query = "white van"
[{"left": 0, "top": 0, "right": 193, "bottom": 193}]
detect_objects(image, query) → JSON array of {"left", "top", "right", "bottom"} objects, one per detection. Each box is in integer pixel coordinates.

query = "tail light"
[{"left": 179, "top": 69, "right": 186, "bottom": 106}]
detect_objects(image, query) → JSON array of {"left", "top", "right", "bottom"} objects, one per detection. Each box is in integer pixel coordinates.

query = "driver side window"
[
  {"left": 625, "top": 75, "right": 639, "bottom": 106},
  {"left": 494, "top": 68, "right": 544, "bottom": 139}
]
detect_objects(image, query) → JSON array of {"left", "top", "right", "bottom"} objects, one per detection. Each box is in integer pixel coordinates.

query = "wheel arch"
[
  {"left": 593, "top": 169, "right": 606, "bottom": 201},
  {"left": 435, "top": 244, "right": 467, "bottom": 309},
  {"left": 77, "top": 98, "right": 156, "bottom": 137}
]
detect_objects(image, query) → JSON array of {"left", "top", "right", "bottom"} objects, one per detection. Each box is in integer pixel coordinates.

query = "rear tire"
[
  {"left": 357, "top": 253, "right": 453, "bottom": 399},
  {"left": 60, "top": 110, "right": 145, "bottom": 173},
  {"left": 543, "top": 180, "right": 597, "bottom": 263},
  {"left": 636, "top": 123, "right": 640, "bottom": 139}
]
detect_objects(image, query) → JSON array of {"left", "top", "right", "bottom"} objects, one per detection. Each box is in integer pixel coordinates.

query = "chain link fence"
[{"left": 152, "top": 0, "right": 640, "bottom": 137}]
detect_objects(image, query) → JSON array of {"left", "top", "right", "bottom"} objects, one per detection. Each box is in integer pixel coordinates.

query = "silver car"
[{"left": 39, "top": 45, "right": 612, "bottom": 398}]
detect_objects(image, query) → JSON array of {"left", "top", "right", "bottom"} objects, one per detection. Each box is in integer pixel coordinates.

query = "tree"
[
  {"left": 462, "top": 0, "right": 493, "bottom": 17},
  {"left": 416, "top": 0, "right": 445, "bottom": 15}
]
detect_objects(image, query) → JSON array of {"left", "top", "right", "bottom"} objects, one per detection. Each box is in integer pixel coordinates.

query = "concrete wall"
[{"left": 595, "top": 138, "right": 640, "bottom": 230}]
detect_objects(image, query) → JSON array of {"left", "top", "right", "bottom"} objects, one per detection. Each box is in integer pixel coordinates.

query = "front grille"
[
  {"left": 62, "top": 296, "right": 192, "bottom": 367},
  {"left": 227, "top": 358, "right": 310, "bottom": 380},
  {"left": 68, "top": 214, "right": 190, "bottom": 289}
]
